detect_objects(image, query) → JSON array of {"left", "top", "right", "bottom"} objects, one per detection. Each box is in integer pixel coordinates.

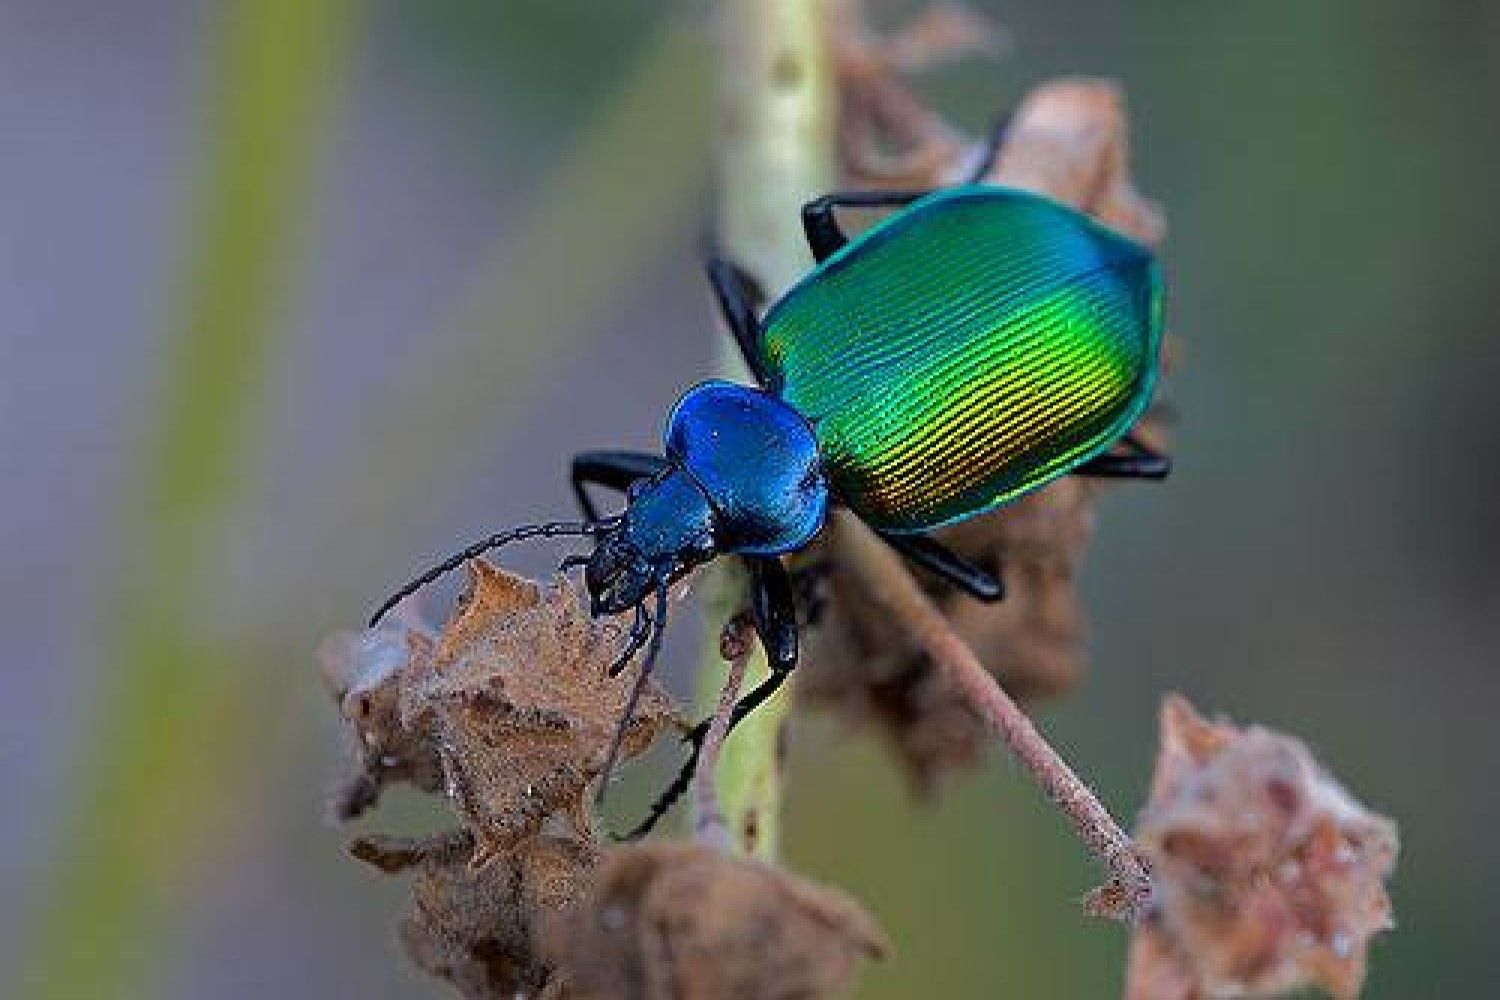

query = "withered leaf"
[
  {"left": 553, "top": 842, "right": 889, "bottom": 1000},
  {"left": 351, "top": 828, "right": 598, "bottom": 1000},
  {"left": 1125, "top": 696, "right": 1398, "bottom": 1000},
  {"left": 319, "top": 608, "right": 444, "bottom": 820},
  {"left": 402, "top": 560, "right": 682, "bottom": 856}
]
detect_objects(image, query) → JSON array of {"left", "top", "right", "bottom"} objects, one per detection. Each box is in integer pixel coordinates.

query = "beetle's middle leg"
[
  {"left": 570, "top": 450, "right": 670, "bottom": 521},
  {"left": 1073, "top": 434, "right": 1172, "bottom": 480},
  {"left": 620, "top": 554, "right": 798, "bottom": 840},
  {"left": 878, "top": 530, "right": 1004, "bottom": 602}
]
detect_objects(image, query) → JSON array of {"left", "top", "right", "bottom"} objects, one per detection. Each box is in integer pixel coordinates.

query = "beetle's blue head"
[
  {"left": 583, "top": 380, "right": 828, "bottom": 616},
  {"left": 585, "top": 469, "right": 716, "bottom": 615}
]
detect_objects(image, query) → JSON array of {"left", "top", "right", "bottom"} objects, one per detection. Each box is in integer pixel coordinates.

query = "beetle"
[{"left": 368, "top": 138, "right": 1170, "bottom": 836}]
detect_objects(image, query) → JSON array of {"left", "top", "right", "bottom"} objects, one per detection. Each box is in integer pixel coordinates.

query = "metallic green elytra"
[{"left": 760, "top": 185, "right": 1164, "bottom": 532}]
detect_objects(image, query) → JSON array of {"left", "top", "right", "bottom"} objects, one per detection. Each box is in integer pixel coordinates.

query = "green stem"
[
  {"left": 700, "top": 0, "right": 836, "bottom": 860},
  {"left": 17, "top": 1, "right": 356, "bottom": 996}
]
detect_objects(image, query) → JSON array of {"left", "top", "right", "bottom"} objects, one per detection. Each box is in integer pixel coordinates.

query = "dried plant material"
[
  {"left": 694, "top": 616, "right": 755, "bottom": 851},
  {"left": 319, "top": 604, "right": 444, "bottom": 819},
  {"left": 402, "top": 561, "right": 682, "bottom": 858},
  {"left": 1124, "top": 696, "right": 1398, "bottom": 999},
  {"left": 880, "top": 3, "right": 1007, "bottom": 74},
  {"left": 833, "top": 0, "right": 976, "bottom": 186},
  {"left": 350, "top": 829, "right": 597, "bottom": 1000},
  {"left": 553, "top": 842, "right": 888, "bottom": 1000},
  {"left": 801, "top": 55, "right": 1177, "bottom": 793},
  {"left": 988, "top": 80, "right": 1165, "bottom": 243}
]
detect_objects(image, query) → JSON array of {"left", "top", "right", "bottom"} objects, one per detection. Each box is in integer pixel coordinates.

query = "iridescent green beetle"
[
  {"left": 371, "top": 149, "right": 1169, "bottom": 836},
  {"left": 764, "top": 183, "right": 1165, "bottom": 534}
]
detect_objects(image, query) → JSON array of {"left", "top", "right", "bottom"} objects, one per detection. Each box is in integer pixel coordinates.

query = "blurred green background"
[{"left": 3, "top": 1, "right": 1496, "bottom": 997}]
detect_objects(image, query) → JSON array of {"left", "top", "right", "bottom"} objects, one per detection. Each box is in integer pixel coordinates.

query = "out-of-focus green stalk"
[
  {"left": 703, "top": 0, "right": 835, "bottom": 860},
  {"left": 18, "top": 0, "right": 356, "bottom": 996}
]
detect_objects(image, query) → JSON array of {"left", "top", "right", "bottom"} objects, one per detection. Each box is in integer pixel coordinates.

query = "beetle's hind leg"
[
  {"left": 878, "top": 530, "right": 1004, "bottom": 602},
  {"left": 800, "top": 189, "right": 929, "bottom": 262},
  {"left": 570, "top": 450, "right": 670, "bottom": 521},
  {"left": 705, "top": 257, "right": 773, "bottom": 388},
  {"left": 961, "top": 114, "right": 1009, "bottom": 184},
  {"left": 1073, "top": 434, "right": 1172, "bottom": 480},
  {"left": 618, "top": 555, "right": 799, "bottom": 840}
]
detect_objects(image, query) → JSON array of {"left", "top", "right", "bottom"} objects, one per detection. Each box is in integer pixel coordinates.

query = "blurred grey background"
[{"left": 3, "top": 0, "right": 1498, "bottom": 996}]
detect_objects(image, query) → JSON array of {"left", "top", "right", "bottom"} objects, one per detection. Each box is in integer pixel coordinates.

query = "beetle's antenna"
[
  {"left": 594, "top": 582, "right": 670, "bottom": 809},
  {"left": 368, "top": 517, "right": 616, "bottom": 627},
  {"left": 557, "top": 553, "right": 591, "bottom": 577}
]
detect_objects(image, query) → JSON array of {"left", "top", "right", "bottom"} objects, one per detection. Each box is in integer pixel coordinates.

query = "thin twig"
[
  {"left": 830, "top": 511, "right": 1154, "bottom": 921},
  {"left": 695, "top": 617, "right": 756, "bottom": 851}
]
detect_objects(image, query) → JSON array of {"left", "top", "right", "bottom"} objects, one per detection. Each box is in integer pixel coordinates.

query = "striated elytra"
[{"left": 764, "top": 185, "right": 1163, "bottom": 533}]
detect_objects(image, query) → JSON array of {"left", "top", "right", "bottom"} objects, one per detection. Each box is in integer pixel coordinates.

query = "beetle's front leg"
[
  {"left": 618, "top": 556, "right": 798, "bottom": 840},
  {"left": 569, "top": 450, "right": 670, "bottom": 521}
]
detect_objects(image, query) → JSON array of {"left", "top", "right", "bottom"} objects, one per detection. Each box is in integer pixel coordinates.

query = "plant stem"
[
  {"left": 693, "top": 619, "right": 754, "bottom": 851},
  {"left": 830, "top": 511, "right": 1155, "bottom": 921},
  {"left": 701, "top": 0, "right": 836, "bottom": 860}
]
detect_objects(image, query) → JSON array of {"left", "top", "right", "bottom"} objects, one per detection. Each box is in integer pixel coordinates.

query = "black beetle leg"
[
  {"left": 962, "top": 114, "right": 1009, "bottom": 184},
  {"left": 878, "top": 530, "right": 1004, "bottom": 603},
  {"left": 1073, "top": 433, "right": 1172, "bottom": 480},
  {"left": 799, "top": 116, "right": 1007, "bottom": 262},
  {"left": 570, "top": 451, "right": 671, "bottom": 521},
  {"left": 800, "top": 189, "right": 930, "bottom": 262},
  {"left": 618, "top": 555, "right": 799, "bottom": 840},
  {"left": 705, "top": 256, "right": 772, "bottom": 388}
]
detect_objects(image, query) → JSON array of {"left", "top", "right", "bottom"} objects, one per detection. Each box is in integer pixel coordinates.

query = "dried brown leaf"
[
  {"left": 404, "top": 561, "right": 683, "bottom": 856},
  {"left": 803, "top": 65, "right": 1176, "bottom": 793},
  {"left": 319, "top": 609, "right": 444, "bottom": 819},
  {"left": 350, "top": 828, "right": 597, "bottom": 1000},
  {"left": 1125, "top": 696, "right": 1399, "bottom": 999},
  {"left": 553, "top": 842, "right": 888, "bottom": 1000}
]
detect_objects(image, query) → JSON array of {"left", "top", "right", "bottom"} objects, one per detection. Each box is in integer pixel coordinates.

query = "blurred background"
[{"left": 4, "top": 0, "right": 1497, "bottom": 996}]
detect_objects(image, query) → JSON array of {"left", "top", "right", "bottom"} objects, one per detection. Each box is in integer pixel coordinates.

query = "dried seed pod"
[
  {"left": 800, "top": 64, "right": 1176, "bottom": 793},
  {"left": 1125, "top": 696, "right": 1399, "bottom": 999},
  {"left": 319, "top": 607, "right": 444, "bottom": 819},
  {"left": 553, "top": 842, "right": 888, "bottom": 1000},
  {"left": 402, "top": 561, "right": 682, "bottom": 857},
  {"left": 350, "top": 829, "right": 597, "bottom": 1000}
]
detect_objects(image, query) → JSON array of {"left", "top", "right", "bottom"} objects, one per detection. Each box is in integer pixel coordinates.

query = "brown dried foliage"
[
  {"left": 324, "top": 563, "right": 685, "bottom": 998},
  {"left": 803, "top": 17, "right": 1176, "bottom": 794},
  {"left": 319, "top": 604, "right": 444, "bottom": 820},
  {"left": 350, "top": 829, "right": 596, "bottom": 999},
  {"left": 1125, "top": 696, "right": 1398, "bottom": 999},
  {"left": 554, "top": 842, "right": 889, "bottom": 1000},
  {"left": 401, "top": 561, "right": 681, "bottom": 857},
  {"left": 327, "top": 563, "right": 886, "bottom": 999}
]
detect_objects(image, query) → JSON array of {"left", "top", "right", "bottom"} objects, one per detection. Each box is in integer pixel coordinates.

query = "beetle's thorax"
[
  {"left": 664, "top": 381, "right": 829, "bottom": 557},
  {"left": 585, "top": 467, "right": 716, "bottom": 615}
]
